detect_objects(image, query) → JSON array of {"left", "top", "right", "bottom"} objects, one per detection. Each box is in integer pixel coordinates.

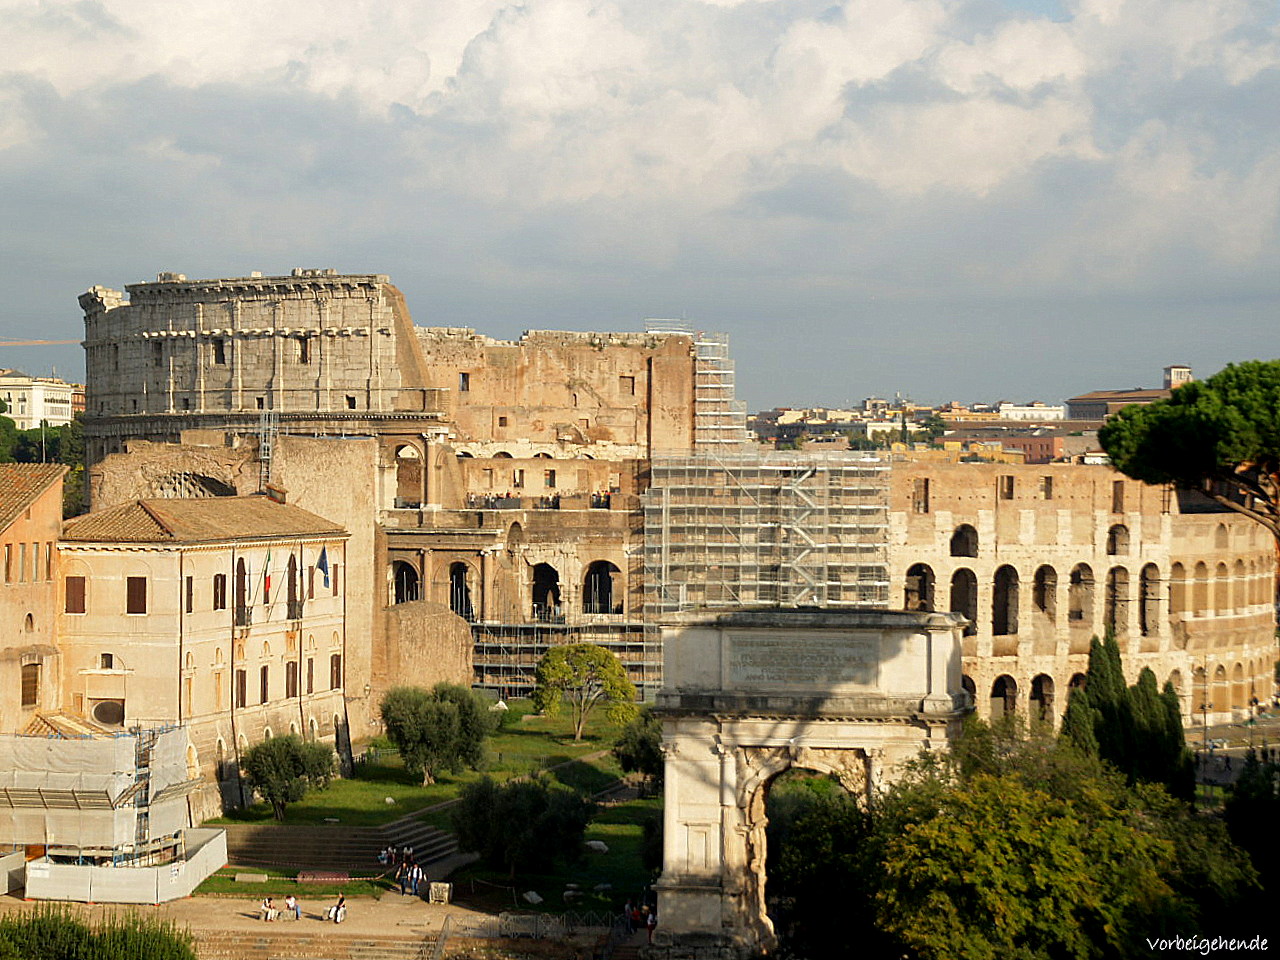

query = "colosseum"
[{"left": 77, "top": 270, "right": 1276, "bottom": 739}]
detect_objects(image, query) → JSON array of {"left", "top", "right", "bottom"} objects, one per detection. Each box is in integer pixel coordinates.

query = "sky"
[{"left": 0, "top": 0, "right": 1277, "bottom": 411}]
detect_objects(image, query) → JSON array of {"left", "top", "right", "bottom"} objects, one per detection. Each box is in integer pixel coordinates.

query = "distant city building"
[
  {"left": 1065, "top": 388, "right": 1170, "bottom": 420},
  {"left": 995, "top": 401, "right": 1065, "bottom": 421},
  {"left": 1164, "top": 364, "right": 1194, "bottom": 390},
  {"left": 0, "top": 369, "right": 78, "bottom": 430}
]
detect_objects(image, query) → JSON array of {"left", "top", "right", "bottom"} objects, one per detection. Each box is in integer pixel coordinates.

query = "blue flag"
[{"left": 317, "top": 546, "right": 330, "bottom": 587}]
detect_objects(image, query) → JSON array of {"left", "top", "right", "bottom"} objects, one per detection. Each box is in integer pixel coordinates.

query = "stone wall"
[
  {"left": 888, "top": 461, "right": 1276, "bottom": 724},
  {"left": 380, "top": 600, "right": 473, "bottom": 697}
]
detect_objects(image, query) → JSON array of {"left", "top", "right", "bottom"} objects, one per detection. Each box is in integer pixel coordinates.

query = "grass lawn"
[
  {"left": 209, "top": 699, "right": 628, "bottom": 826},
  {"left": 194, "top": 868, "right": 394, "bottom": 899},
  {"left": 447, "top": 796, "right": 662, "bottom": 914}
]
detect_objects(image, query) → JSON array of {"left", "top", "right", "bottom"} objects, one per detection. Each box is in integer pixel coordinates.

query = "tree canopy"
[
  {"left": 379, "top": 683, "right": 491, "bottom": 785},
  {"left": 532, "top": 643, "right": 636, "bottom": 740},
  {"left": 240, "top": 735, "right": 335, "bottom": 821},
  {"left": 611, "top": 707, "right": 663, "bottom": 785},
  {"left": 451, "top": 774, "right": 595, "bottom": 878},
  {"left": 1099, "top": 360, "right": 1280, "bottom": 541}
]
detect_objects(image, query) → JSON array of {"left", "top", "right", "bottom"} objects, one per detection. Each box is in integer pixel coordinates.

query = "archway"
[
  {"left": 1104, "top": 567, "right": 1129, "bottom": 636},
  {"left": 1033, "top": 566, "right": 1057, "bottom": 621},
  {"left": 949, "top": 568, "right": 978, "bottom": 637},
  {"left": 392, "top": 561, "right": 420, "bottom": 604},
  {"left": 1106, "top": 524, "right": 1129, "bottom": 556},
  {"left": 1068, "top": 564, "right": 1094, "bottom": 627},
  {"left": 904, "top": 563, "right": 935, "bottom": 612},
  {"left": 1139, "top": 564, "right": 1160, "bottom": 636},
  {"left": 394, "top": 444, "right": 423, "bottom": 508},
  {"left": 992, "top": 566, "right": 1019, "bottom": 636},
  {"left": 652, "top": 609, "right": 968, "bottom": 958},
  {"left": 991, "top": 675, "right": 1018, "bottom": 718},
  {"left": 950, "top": 525, "right": 978, "bottom": 558},
  {"left": 1030, "top": 674, "right": 1055, "bottom": 725},
  {"left": 532, "top": 563, "right": 561, "bottom": 621},
  {"left": 583, "top": 560, "right": 621, "bottom": 614},
  {"left": 449, "top": 562, "right": 475, "bottom": 621}
]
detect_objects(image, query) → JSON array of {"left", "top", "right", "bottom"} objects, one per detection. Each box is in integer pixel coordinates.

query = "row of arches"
[
  {"left": 391, "top": 558, "right": 624, "bottom": 620},
  {"left": 906, "top": 558, "right": 1269, "bottom": 638},
  {"left": 945, "top": 523, "right": 1138, "bottom": 558},
  {"left": 971, "top": 659, "right": 1269, "bottom": 722}
]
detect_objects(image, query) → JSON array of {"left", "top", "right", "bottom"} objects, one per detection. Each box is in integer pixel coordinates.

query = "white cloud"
[{"left": 1, "top": 0, "right": 1278, "bottom": 404}]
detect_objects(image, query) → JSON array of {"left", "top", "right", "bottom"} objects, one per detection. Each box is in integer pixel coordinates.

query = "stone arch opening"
[
  {"left": 904, "top": 563, "right": 935, "bottom": 612},
  {"left": 1215, "top": 523, "right": 1228, "bottom": 549},
  {"left": 1104, "top": 566, "right": 1129, "bottom": 636},
  {"left": 583, "top": 560, "right": 622, "bottom": 614},
  {"left": 532, "top": 563, "right": 561, "bottom": 621},
  {"left": 1233, "top": 559, "right": 1246, "bottom": 612},
  {"left": 1192, "top": 561, "right": 1209, "bottom": 613},
  {"left": 949, "top": 568, "right": 978, "bottom": 637},
  {"left": 391, "top": 560, "right": 420, "bottom": 604},
  {"left": 1232, "top": 662, "right": 1246, "bottom": 712},
  {"left": 1139, "top": 564, "right": 1160, "bottom": 636},
  {"left": 449, "top": 562, "right": 475, "bottom": 621},
  {"left": 1030, "top": 674, "right": 1055, "bottom": 725},
  {"left": 761, "top": 768, "right": 858, "bottom": 945},
  {"left": 961, "top": 674, "right": 976, "bottom": 704},
  {"left": 1169, "top": 563, "right": 1186, "bottom": 616},
  {"left": 991, "top": 675, "right": 1018, "bottom": 718},
  {"left": 1106, "top": 524, "right": 1129, "bottom": 556},
  {"left": 1214, "top": 562, "right": 1229, "bottom": 615},
  {"left": 950, "top": 524, "right": 978, "bottom": 558},
  {"left": 1068, "top": 564, "right": 1094, "bottom": 626},
  {"left": 1033, "top": 565, "right": 1057, "bottom": 621},
  {"left": 992, "top": 565, "right": 1019, "bottom": 636},
  {"left": 394, "top": 444, "right": 423, "bottom": 508}
]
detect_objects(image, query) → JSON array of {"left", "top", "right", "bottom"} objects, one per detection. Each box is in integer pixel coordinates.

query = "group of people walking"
[{"left": 384, "top": 845, "right": 428, "bottom": 898}]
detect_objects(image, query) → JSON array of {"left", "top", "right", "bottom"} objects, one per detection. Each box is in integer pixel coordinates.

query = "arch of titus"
[{"left": 649, "top": 609, "right": 969, "bottom": 959}]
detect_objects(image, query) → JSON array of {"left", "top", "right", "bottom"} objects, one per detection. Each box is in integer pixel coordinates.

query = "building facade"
[
  {"left": 889, "top": 462, "right": 1276, "bottom": 726},
  {"left": 0, "top": 464, "right": 65, "bottom": 731},
  {"left": 58, "top": 494, "right": 351, "bottom": 811}
]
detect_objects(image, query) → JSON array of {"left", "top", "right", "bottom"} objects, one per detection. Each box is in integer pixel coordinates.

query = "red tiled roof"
[
  {"left": 0, "top": 463, "right": 66, "bottom": 533},
  {"left": 62, "top": 495, "right": 346, "bottom": 543},
  {"left": 1066, "top": 389, "right": 1170, "bottom": 403}
]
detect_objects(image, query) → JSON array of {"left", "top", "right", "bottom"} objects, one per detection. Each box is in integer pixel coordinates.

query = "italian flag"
[{"left": 264, "top": 549, "right": 272, "bottom": 601}]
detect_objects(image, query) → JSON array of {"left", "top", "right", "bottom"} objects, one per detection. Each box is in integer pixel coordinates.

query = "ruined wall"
[
  {"left": 415, "top": 328, "right": 696, "bottom": 453},
  {"left": 380, "top": 601, "right": 473, "bottom": 698},
  {"left": 888, "top": 462, "right": 1275, "bottom": 724}
]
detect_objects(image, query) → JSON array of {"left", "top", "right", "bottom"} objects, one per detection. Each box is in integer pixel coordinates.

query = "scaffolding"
[
  {"left": 644, "top": 320, "right": 748, "bottom": 452},
  {"left": 642, "top": 452, "right": 891, "bottom": 616},
  {"left": 472, "top": 620, "right": 662, "bottom": 701}
]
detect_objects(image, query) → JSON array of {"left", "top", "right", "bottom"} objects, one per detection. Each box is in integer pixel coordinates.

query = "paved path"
[{"left": 0, "top": 885, "right": 491, "bottom": 939}]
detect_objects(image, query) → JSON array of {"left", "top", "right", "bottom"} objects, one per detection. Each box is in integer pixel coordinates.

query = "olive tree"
[{"left": 240, "top": 735, "right": 335, "bottom": 821}]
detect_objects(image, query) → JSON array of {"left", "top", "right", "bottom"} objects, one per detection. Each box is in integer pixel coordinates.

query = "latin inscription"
[{"left": 728, "top": 634, "right": 877, "bottom": 688}]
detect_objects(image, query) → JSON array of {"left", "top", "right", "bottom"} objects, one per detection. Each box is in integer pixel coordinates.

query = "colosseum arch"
[
  {"left": 1104, "top": 567, "right": 1129, "bottom": 636},
  {"left": 449, "top": 562, "right": 476, "bottom": 620},
  {"left": 651, "top": 609, "right": 967, "bottom": 958},
  {"left": 583, "top": 560, "right": 623, "bottom": 614},
  {"left": 1139, "top": 564, "right": 1160, "bottom": 637},
  {"left": 1106, "top": 524, "right": 1129, "bottom": 556},
  {"left": 1030, "top": 674, "right": 1055, "bottom": 725},
  {"left": 1068, "top": 564, "right": 1094, "bottom": 629},
  {"left": 992, "top": 566, "right": 1019, "bottom": 637},
  {"left": 904, "top": 563, "right": 935, "bottom": 612},
  {"left": 950, "top": 524, "right": 978, "bottom": 558},
  {"left": 949, "top": 569, "right": 978, "bottom": 637},
  {"left": 1032, "top": 566, "right": 1057, "bottom": 621}
]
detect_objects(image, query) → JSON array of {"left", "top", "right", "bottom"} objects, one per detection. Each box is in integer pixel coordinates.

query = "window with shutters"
[
  {"left": 65, "top": 576, "right": 86, "bottom": 614},
  {"left": 126, "top": 577, "right": 147, "bottom": 614}
]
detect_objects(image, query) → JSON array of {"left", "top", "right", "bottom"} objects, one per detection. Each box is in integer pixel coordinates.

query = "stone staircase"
[
  {"left": 196, "top": 930, "right": 432, "bottom": 960},
  {"left": 224, "top": 817, "right": 458, "bottom": 874}
]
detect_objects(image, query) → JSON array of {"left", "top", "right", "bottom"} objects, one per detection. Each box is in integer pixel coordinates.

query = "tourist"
[
  {"left": 327, "top": 893, "right": 347, "bottom": 923},
  {"left": 410, "top": 862, "right": 423, "bottom": 898},
  {"left": 646, "top": 906, "right": 657, "bottom": 944},
  {"left": 396, "top": 861, "right": 408, "bottom": 896},
  {"left": 285, "top": 894, "right": 300, "bottom": 921},
  {"left": 260, "top": 897, "right": 278, "bottom": 922}
]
